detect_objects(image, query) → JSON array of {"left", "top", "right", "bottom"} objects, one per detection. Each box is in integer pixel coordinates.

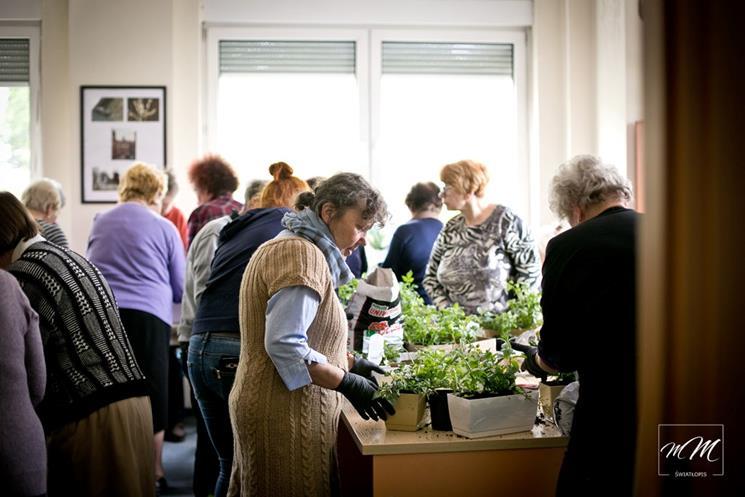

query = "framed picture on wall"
[{"left": 80, "top": 85, "right": 166, "bottom": 203}]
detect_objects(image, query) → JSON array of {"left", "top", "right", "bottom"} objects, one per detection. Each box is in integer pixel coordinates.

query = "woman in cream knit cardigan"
[{"left": 228, "top": 173, "right": 395, "bottom": 497}]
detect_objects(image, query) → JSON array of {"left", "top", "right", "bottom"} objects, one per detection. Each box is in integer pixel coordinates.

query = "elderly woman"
[
  {"left": 244, "top": 178, "right": 268, "bottom": 209},
  {"left": 228, "top": 173, "right": 394, "bottom": 496},
  {"left": 188, "top": 162, "right": 309, "bottom": 497},
  {"left": 423, "top": 160, "right": 541, "bottom": 314},
  {"left": 1, "top": 192, "right": 153, "bottom": 497},
  {"left": 86, "top": 162, "right": 185, "bottom": 489},
  {"left": 511, "top": 155, "right": 637, "bottom": 497},
  {"left": 381, "top": 182, "right": 444, "bottom": 304},
  {"left": 21, "top": 178, "right": 69, "bottom": 247},
  {"left": 187, "top": 154, "right": 243, "bottom": 245},
  {"left": 0, "top": 269, "right": 46, "bottom": 497}
]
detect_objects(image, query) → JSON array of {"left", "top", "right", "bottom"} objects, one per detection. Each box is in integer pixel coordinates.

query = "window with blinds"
[
  {"left": 215, "top": 38, "right": 363, "bottom": 182},
  {"left": 0, "top": 38, "right": 30, "bottom": 83},
  {"left": 219, "top": 40, "right": 355, "bottom": 74},
  {"left": 0, "top": 35, "right": 33, "bottom": 197},
  {"left": 382, "top": 41, "right": 513, "bottom": 77}
]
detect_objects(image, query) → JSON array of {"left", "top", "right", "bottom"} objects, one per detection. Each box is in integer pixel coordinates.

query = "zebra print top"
[
  {"left": 423, "top": 205, "right": 541, "bottom": 314},
  {"left": 9, "top": 240, "right": 148, "bottom": 430}
]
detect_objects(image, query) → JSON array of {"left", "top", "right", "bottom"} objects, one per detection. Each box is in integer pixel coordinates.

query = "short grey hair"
[
  {"left": 298, "top": 172, "right": 389, "bottom": 227},
  {"left": 244, "top": 179, "right": 267, "bottom": 205},
  {"left": 164, "top": 168, "right": 179, "bottom": 196},
  {"left": 549, "top": 155, "right": 633, "bottom": 220},
  {"left": 22, "top": 178, "right": 65, "bottom": 212}
]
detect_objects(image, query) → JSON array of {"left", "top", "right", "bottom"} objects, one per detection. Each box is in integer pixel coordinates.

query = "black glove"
[
  {"left": 350, "top": 356, "right": 385, "bottom": 379},
  {"left": 509, "top": 340, "right": 548, "bottom": 381},
  {"left": 335, "top": 371, "right": 396, "bottom": 421}
]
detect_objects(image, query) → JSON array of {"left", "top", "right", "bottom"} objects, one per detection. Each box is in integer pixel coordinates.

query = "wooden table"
[{"left": 337, "top": 402, "right": 568, "bottom": 497}]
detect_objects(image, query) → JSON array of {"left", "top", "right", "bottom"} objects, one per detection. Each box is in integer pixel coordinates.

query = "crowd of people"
[{"left": 1, "top": 154, "right": 637, "bottom": 497}]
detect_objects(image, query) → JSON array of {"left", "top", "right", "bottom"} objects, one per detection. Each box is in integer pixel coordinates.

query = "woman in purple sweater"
[
  {"left": 87, "top": 162, "right": 185, "bottom": 488},
  {"left": 0, "top": 269, "right": 46, "bottom": 497}
]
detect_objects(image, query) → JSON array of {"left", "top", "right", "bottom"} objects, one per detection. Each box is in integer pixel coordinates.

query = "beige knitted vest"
[{"left": 228, "top": 235, "right": 348, "bottom": 497}]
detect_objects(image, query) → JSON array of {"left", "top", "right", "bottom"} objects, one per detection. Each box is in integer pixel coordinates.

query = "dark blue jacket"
[
  {"left": 380, "top": 217, "right": 443, "bottom": 304},
  {"left": 192, "top": 207, "right": 289, "bottom": 334},
  {"left": 346, "top": 246, "right": 368, "bottom": 279}
]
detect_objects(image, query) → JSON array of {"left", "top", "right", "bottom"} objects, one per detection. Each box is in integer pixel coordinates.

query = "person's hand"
[
  {"left": 335, "top": 371, "right": 396, "bottom": 421},
  {"left": 350, "top": 356, "right": 385, "bottom": 379},
  {"left": 509, "top": 340, "right": 548, "bottom": 381},
  {"left": 178, "top": 341, "right": 189, "bottom": 376}
]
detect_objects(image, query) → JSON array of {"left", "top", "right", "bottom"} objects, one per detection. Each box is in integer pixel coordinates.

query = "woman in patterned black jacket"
[
  {"left": 0, "top": 191, "right": 154, "bottom": 497},
  {"left": 423, "top": 160, "right": 541, "bottom": 314}
]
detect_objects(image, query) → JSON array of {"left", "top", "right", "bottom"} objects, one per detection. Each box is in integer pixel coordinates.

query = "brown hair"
[
  {"left": 0, "top": 191, "right": 39, "bottom": 255},
  {"left": 440, "top": 160, "right": 490, "bottom": 197},
  {"left": 187, "top": 154, "right": 239, "bottom": 199},
  {"left": 296, "top": 172, "right": 388, "bottom": 227},
  {"left": 118, "top": 162, "right": 166, "bottom": 204},
  {"left": 259, "top": 162, "right": 310, "bottom": 209},
  {"left": 405, "top": 182, "right": 442, "bottom": 213}
]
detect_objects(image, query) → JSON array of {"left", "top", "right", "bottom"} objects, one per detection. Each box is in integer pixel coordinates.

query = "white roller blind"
[
  {"left": 0, "top": 38, "right": 30, "bottom": 83},
  {"left": 219, "top": 40, "right": 355, "bottom": 74},
  {"left": 382, "top": 42, "right": 513, "bottom": 77}
]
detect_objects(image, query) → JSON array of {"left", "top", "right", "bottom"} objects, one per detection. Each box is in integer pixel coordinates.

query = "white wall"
[
  {"left": 532, "top": 0, "right": 642, "bottom": 226},
  {"left": 36, "top": 0, "right": 202, "bottom": 252},
  {"left": 596, "top": 0, "right": 628, "bottom": 172}
]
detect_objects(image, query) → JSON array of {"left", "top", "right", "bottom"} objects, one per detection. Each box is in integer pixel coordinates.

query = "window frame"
[
  {"left": 204, "top": 25, "right": 532, "bottom": 223},
  {"left": 0, "top": 22, "right": 42, "bottom": 180},
  {"left": 204, "top": 26, "right": 370, "bottom": 167},
  {"left": 370, "top": 28, "right": 529, "bottom": 221}
]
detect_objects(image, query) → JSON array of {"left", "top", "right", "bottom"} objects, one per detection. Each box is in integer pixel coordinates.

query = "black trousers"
[{"left": 120, "top": 308, "right": 170, "bottom": 433}]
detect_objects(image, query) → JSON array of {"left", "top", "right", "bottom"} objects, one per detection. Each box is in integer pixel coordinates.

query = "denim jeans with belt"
[{"left": 188, "top": 332, "right": 240, "bottom": 497}]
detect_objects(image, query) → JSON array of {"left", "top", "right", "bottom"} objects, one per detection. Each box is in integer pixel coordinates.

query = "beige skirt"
[{"left": 46, "top": 396, "right": 155, "bottom": 497}]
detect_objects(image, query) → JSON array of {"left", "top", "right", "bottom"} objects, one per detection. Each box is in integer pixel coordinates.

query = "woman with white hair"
[
  {"left": 510, "top": 155, "right": 637, "bottom": 497},
  {"left": 22, "top": 178, "right": 69, "bottom": 247}
]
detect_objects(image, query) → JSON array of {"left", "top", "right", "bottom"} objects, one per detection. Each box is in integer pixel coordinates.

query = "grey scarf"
[{"left": 281, "top": 209, "right": 353, "bottom": 288}]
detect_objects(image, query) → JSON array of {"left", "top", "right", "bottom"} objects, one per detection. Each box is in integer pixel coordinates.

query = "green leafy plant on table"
[
  {"left": 377, "top": 348, "right": 457, "bottom": 402},
  {"left": 382, "top": 341, "right": 405, "bottom": 366},
  {"left": 449, "top": 336, "right": 525, "bottom": 398},
  {"left": 336, "top": 277, "right": 359, "bottom": 307},
  {"left": 478, "top": 280, "right": 543, "bottom": 335},
  {"left": 400, "top": 271, "right": 480, "bottom": 347}
]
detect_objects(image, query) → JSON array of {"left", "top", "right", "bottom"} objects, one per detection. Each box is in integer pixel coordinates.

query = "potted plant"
[
  {"left": 377, "top": 364, "right": 428, "bottom": 431},
  {"left": 400, "top": 273, "right": 481, "bottom": 350},
  {"left": 446, "top": 342, "right": 538, "bottom": 438},
  {"left": 410, "top": 348, "right": 459, "bottom": 431},
  {"left": 478, "top": 281, "right": 543, "bottom": 338}
]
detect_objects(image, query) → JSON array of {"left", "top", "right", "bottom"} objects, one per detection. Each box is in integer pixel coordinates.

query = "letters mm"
[{"left": 657, "top": 424, "right": 724, "bottom": 477}]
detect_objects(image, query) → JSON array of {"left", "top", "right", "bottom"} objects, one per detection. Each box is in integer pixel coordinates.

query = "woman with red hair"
[{"left": 187, "top": 155, "right": 242, "bottom": 245}]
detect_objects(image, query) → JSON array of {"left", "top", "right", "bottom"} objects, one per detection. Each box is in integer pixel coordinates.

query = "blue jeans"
[{"left": 188, "top": 333, "right": 240, "bottom": 497}]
